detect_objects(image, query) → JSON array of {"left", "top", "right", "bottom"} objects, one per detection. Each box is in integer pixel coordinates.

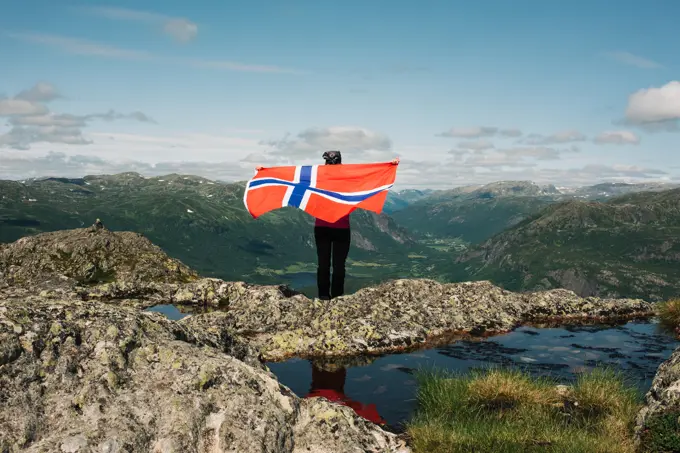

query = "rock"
[
  {"left": 635, "top": 345, "right": 680, "bottom": 450},
  {"left": 0, "top": 297, "right": 409, "bottom": 452},
  {"left": 188, "top": 278, "right": 652, "bottom": 361},
  {"left": 0, "top": 227, "right": 198, "bottom": 287}
]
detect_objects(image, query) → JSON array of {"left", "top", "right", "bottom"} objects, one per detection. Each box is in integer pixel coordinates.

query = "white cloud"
[
  {"left": 437, "top": 126, "right": 523, "bottom": 139},
  {"left": 10, "top": 114, "right": 85, "bottom": 127},
  {"left": 0, "top": 98, "right": 47, "bottom": 116},
  {"left": 7, "top": 32, "right": 300, "bottom": 74},
  {"left": 14, "top": 82, "right": 61, "bottom": 102},
  {"left": 453, "top": 146, "right": 560, "bottom": 168},
  {"left": 462, "top": 152, "right": 536, "bottom": 168},
  {"left": 604, "top": 51, "right": 662, "bottom": 69},
  {"left": 0, "top": 126, "right": 91, "bottom": 150},
  {"left": 624, "top": 81, "right": 680, "bottom": 131},
  {"left": 263, "top": 126, "right": 394, "bottom": 161},
  {"left": 521, "top": 130, "right": 587, "bottom": 145},
  {"left": 163, "top": 19, "right": 198, "bottom": 43},
  {"left": 0, "top": 148, "right": 673, "bottom": 190},
  {"left": 503, "top": 146, "right": 561, "bottom": 160},
  {"left": 593, "top": 130, "right": 640, "bottom": 145},
  {"left": 438, "top": 126, "right": 498, "bottom": 138},
  {"left": 86, "top": 131, "right": 264, "bottom": 162},
  {"left": 0, "top": 151, "right": 254, "bottom": 182},
  {"left": 457, "top": 139, "right": 494, "bottom": 151},
  {"left": 83, "top": 6, "right": 198, "bottom": 42},
  {"left": 448, "top": 144, "right": 571, "bottom": 171},
  {"left": 0, "top": 83, "right": 154, "bottom": 150},
  {"left": 500, "top": 129, "right": 523, "bottom": 137}
]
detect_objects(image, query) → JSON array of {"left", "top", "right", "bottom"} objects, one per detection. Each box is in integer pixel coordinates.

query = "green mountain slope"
[
  {"left": 382, "top": 188, "right": 436, "bottom": 214},
  {"left": 456, "top": 188, "right": 680, "bottom": 301},
  {"left": 391, "top": 181, "right": 562, "bottom": 244},
  {"left": 0, "top": 172, "right": 443, "bottom": 294},
  {"left": 569, "top": 182, "right": 680, "bottom": 200}
]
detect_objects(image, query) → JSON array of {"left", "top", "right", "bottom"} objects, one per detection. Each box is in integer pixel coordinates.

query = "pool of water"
[
  {"left": 145, "top": 305, "right": 679, "bottom": 430},
  {"left": 267, "top": 320, "right": 679, "bottom": 428}
]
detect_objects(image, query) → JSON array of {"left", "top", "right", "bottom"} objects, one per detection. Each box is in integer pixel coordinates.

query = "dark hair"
[{"left": 322, "top": 150, "right": 342, "bottom": 165}]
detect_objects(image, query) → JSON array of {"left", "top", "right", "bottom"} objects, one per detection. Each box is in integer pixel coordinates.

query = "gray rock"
[
  {"left": 0, "top": 227, "right": 197, "bottom": 287},
  {"left": 635, "top": 345, "right": 680, "bottom": 449},
  {"left": 0, "top": 297, "right": 409, "bottom": 452},
  {"left": 179, "top": 279, "right": 652, "bottom": 361}
]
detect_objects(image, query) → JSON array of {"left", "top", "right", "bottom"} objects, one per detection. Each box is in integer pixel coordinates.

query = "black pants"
[{"left": 314, "top": 226, "right": 351, "bottom": 299}]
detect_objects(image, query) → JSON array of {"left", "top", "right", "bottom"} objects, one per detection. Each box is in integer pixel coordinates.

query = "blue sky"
[{"left": 1, "top": 0, "right": 679, "bottom": 187}]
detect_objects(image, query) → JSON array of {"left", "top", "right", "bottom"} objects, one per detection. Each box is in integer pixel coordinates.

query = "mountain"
[
  {"left": 391, "top": 181, "right": 564, "bottom": 244},
  {"left": 0, "top": 172, "right": 441, "bottom": 294},
  {"left": 382, "top": 188, "right": 436, "bottom": 213},
  {"left": 456, "top": 188, "right": 680, "bottom": 301},
  {"left": 568, "top": 182, "right": 680, "bottom": 200}
]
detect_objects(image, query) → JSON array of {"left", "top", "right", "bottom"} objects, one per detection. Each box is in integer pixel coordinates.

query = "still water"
[{"left": 146, "top": 305, "right": 679, "bottom": 429}]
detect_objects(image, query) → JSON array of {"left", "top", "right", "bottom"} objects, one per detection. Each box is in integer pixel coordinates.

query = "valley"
[{"left": 2, "top": 173, "right": 679, "bottom": 302}]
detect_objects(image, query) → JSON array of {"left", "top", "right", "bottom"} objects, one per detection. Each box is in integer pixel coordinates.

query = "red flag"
[{"left": 243, "top": 162, "right": 398, "bottom": 223}]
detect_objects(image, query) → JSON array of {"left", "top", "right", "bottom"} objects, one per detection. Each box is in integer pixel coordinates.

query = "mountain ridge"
[
  {"left": 457, "top": 188, "right": 680, "bottom": 300},
  {"left": 0, "top": 172, "right": 437, "bottom": 296}
]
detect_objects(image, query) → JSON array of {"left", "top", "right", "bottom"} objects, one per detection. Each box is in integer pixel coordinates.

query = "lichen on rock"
[
  {"left": 0, "top": 297, "right": 410, "bottom": 452},
  {"left": 635, "top": 345, "right": 680, "bottom": 451},
  {"left": 186, "top": 278, "right": 653, "bottom": 361},
  {"left": 0, "top": 227, "right": 198, "bottom": 287}
]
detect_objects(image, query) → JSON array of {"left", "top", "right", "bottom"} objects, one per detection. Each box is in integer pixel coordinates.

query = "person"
[
  {"left": 313, "top": 150, "right": 350, "bottom": 300},
  {"left": 256, "top": 151, "right": 399, "bottom": 300}
]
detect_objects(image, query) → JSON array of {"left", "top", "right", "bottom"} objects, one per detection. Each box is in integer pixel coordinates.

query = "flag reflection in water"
[{"left": 305, "top": 363, "right": 386, "bottom": 425}]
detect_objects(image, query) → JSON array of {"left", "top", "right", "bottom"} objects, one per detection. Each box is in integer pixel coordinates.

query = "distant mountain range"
[
  {"left": 0, "top": 173, "right": 438, "bottom": 295},
  {"left": 390, "top": 180, "right": 679, "bottom": 245},
  {"left": 2, "top": 173, "right": 679, "bottom": 301},
  {"left": 456, "top": 188, "right": 680, "bottom": 301}
]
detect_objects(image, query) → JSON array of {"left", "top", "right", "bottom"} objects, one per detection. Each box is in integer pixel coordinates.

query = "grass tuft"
[
  {"left": 466, "top": 368, "right": 560, "bottom": 410},
  {"left": 657, "top": 298, "right": 680, "bottom": 335},
  {"left": 406, "top": 366, "right": 643, "bottom": 453}
]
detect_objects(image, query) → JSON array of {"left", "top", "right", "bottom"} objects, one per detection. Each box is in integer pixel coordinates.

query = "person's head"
[{"left": 322, "top": 150, "right": 342, "bottom": 165}]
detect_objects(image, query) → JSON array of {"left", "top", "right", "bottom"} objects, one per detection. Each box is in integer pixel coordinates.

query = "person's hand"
[
  {"left": 255, "top": 166, "right": 264, "bottom": 171},
  {"left": 391, "top": 157, "right": 400, "bottom": 165}
]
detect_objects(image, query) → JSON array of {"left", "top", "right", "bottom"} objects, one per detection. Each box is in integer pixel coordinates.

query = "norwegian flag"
[{"left": 243, "top": 162, "right": 398, "bottom": 223}]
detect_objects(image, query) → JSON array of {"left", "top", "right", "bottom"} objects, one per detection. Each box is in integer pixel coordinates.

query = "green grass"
[
  {"left": 638, "top": 410, "right": 680, "bottom": 453},
  {"left": 406, "top": 367, "right": 642, "bottom": 453},
  {"left": 657, "top": 299, "right": 680, "bottom": 335}
]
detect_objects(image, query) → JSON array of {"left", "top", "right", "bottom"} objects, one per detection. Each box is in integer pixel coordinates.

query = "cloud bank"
[
  {"left": 0, "top": 83, "right": 154, "bottom": 150},
  {"left": 437, "top": 126, "right": 523, "bottom": 138}
]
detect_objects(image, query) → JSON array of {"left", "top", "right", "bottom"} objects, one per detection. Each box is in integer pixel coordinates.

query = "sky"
[{"left": 1, "top": 0, "right": 679, "bottom": 189}]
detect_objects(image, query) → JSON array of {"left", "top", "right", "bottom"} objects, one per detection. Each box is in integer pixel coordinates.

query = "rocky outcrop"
[
  {"left": 0, "top": 227, "right": 198, "bottom": 288},
  {"left": 55, "top": 275, "right": 653, "bottom": 361},
  {"left": 635, "top": 346, "right": 680, "bottom": 451},
  {"left": 0, "top": 297, "right": 410, "bottom": 453},
  {"left": 177, "top": 278, "right": 653, "bottom": 361}
]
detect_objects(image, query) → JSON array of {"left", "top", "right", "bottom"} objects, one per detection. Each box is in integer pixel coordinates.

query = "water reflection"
[
  {"left": 305, "top": 363, "right": 386, "bottom": 425},
  {"left": 143, "top": 305, "right": 680, "bottom": 428},
  {"left": 269, "top": 320, "right": 680, "bottom": 427}
]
